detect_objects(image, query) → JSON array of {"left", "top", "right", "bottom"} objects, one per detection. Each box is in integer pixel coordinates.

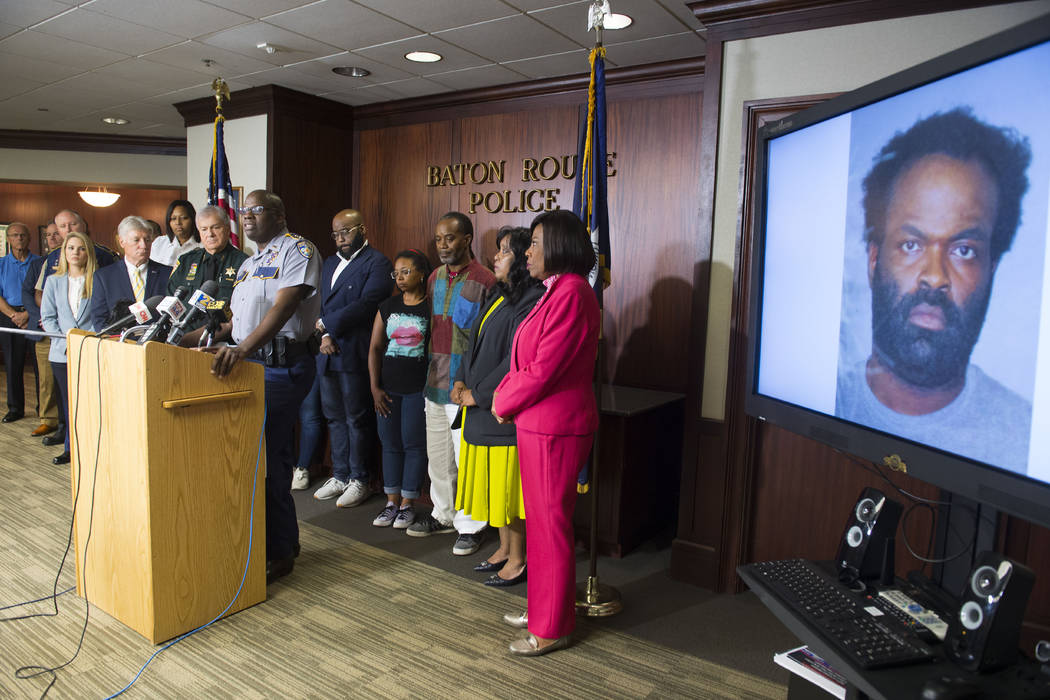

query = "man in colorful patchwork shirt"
[{"left": 407, "top": 212, "right": 495, "bottom": 556}]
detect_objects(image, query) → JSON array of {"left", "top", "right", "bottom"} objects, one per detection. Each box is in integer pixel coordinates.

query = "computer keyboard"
[{"left": 744, "top": 559, "right": 935, "bottom": 670}]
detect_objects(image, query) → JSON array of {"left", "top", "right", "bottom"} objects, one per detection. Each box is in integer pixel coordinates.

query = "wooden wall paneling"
[
  {"left": 604, "top": 92, "right": 702, "bottom": 392},
  {"left": 270, "top": 115, "right": 353, "bottom": 258},
  {"left": 0, "top": 181, "right": 186, "bottom": 255},
  {"left": 1001, "top": 514, "right": 1050, "bottom": 657},
  {"left": 455, "top": 107, "right": 578, "bottom": 266},
  {"left": 355, "top": 121, "right": 455, "bottom": 264}
]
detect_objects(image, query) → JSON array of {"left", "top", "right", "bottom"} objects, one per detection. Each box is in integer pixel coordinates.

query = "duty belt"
[{"left": 254, "top": 337, "right": 311, "bottom": 367}]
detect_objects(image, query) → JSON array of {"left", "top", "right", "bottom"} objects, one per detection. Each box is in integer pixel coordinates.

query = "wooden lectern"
[{"left": 67, "top": 332, "right": 266, "bottom": 644}]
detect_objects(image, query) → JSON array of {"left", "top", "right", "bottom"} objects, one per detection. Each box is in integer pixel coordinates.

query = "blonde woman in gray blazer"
[{"left": 40, "top": 231, "right": 97, "bottom": 465}]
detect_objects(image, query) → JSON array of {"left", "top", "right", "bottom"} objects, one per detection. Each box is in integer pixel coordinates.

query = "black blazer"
[{"left": 455, "top": 283, "right": 543, "bottom": 446}]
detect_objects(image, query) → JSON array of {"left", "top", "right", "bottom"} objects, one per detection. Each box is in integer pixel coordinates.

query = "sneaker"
[
  {"left": 453, "top": 532, "right": 484, "bottom": 556},
  {"left": 291, "top": 467, "right": 310, "bottom": 491},
  {"left": 336, "top": 479, "right": 371, "bottom": 508},
  {"left": 372, "top": 504, "right": 398, "bottom": 527},
  {"left": 313, "top": 477, "right": 347, "bottom": 500},
  {"left": 393, "top": 506, "right": 416, "bottom": 530},
  {"left": 406, "top": 512, "right": 455, "bottom": 538}
]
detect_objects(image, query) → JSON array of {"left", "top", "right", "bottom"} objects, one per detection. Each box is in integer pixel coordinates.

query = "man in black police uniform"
[
  {"left": 167, "top": 205, "right": 248, "bottom": 326},
  {"left": 191, "top": 190, "right": 321, "bottom": 584}
]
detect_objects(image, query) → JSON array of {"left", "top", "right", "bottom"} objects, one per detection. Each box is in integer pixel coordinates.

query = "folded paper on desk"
[{"left": 774, "top": 646, "right": 847, "bottom": 699}]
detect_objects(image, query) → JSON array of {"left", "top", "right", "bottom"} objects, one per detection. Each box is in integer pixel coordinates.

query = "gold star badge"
[{"left": 225, "top": 266, "right": 236, "bottom": 276}]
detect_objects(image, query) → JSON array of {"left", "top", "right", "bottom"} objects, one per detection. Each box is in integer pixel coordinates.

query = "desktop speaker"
[
  {"left": 836, "top": 488, "right": 902, "bottom": 584},
  {"left": 946, "top": 552, "right": 1035, "bottom": 672}
]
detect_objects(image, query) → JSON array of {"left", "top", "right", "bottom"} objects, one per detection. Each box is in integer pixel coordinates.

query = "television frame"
[{"left": 744, "top": 14, "right": 1050, "bottom": 534}]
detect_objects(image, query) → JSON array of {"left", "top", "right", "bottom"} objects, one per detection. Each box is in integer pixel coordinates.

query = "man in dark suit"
[
  {"left": 311, "top": 209, "right": 393, "bottom": 508},
  {"left": 91, "top": 215, "right": 171, "bottom": 330}
]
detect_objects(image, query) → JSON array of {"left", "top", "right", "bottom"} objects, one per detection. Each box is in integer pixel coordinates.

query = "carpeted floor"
[{"left": 0, "top": 407, "right": 790, "bottom": 699}]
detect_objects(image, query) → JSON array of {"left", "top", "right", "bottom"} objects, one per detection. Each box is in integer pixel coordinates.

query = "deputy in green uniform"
[{"left": 167, "top": 204, "right": 248, "bottom": 328}]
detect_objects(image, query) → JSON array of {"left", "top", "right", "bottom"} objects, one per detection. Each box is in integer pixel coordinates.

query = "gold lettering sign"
[{"left": 425, "top": 154, "right": 617, "bottom": 214}]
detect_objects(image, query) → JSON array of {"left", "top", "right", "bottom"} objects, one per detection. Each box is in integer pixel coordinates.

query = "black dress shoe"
[
  {"left": 484, "top": 565, "right": 526, "bottom": 587},
  {"left": 2, "top": 411, "right": 24, "bottom": 423},
  {"left": 473, "top": 558, "right": 507, "bottom": 573},
  {"left": 266, "top": 557, "right": 294, "bottom": 585},
  {"left": 42, "top": 432, "right": 66, "bottom": 447},
  {"left": 53, "top": 452, "right": 70, "bottom": 465}
]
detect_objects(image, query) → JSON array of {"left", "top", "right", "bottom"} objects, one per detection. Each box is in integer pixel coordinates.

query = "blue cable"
[{"left": 105, "top": 405, "right": 266, "bottom": 699}]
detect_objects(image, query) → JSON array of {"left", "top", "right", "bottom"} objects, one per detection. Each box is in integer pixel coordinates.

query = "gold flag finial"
[{"left": 211, "top": 77, "right": 231, "bottom": 115}]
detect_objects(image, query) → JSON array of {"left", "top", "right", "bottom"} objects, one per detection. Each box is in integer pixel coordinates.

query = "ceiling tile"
[
  {"left": 0, "top": 0, "right": 75, "bottom": 28},
  {"left": 286, "top": 52, "right": 416, "bottom": 83},
  {"left": 0, "top": 29, "right": 128, "bottom": 69},
  {"left": 0, "top": 22, "right": 20, "bottom": 40},
  {"left": 204, "top": 0, "right": 317, "bottom": 19},
  {"left": 603, "top": 31, "right": 704, "bottom": 67},
  {"left": 354, "top": 34, "right": 489, "bottom": 74},
  {"left": 373, "top": 76, "right": 452, "bottom": 99},
  {"left": 95, "top": 101, "right": 184, "bottom": 124},
  {"left": 435, "top": 14, "right": 581, "bottom": 63},
  {"left": 352, "top": 0, "right": 519, "bottom": 33},
  {"left": 14, "top": 83, "right": 132, "bottom": 116},
  {"left": 34, "top": 7, "right": 182, "bottom": 56},
  {"left": 0, "top": 53, "right": 86, "bottom": 83},
  {"left": 91, "top": 58, "right": 218, "bottom": 92},
  {"left": 427, "top": 63, "right": 529, "bottom": 91},
  {"left": 531, "top": 0, "right": 691, "bottom": 46},
  {"left": 0, "top": 74, "right": 44, "bottom": 101},
  {"left": 653, "top": 0, "right": 703, "bottom": 29},
  {"left": 143, "top": 40, "right": 277, "bottom": 77},
  {"left": 140, "top": 78, "right": 254, "bottom": 106},
  {"left": 501, "top": 48, "right": 590, "bottom": 79},
  {"left": 263, "top": 0, "right": 420, "bottom": 52},
  {"left": 86, "top": 0, "right": 252, "bottom": 40},
  {"left": 318, "top": 82, "right": 403, "bottom": 106},
  {"left": 502, "top": 0, "right": 581, "bottom": 10},
  {"left": 238, "top": 66, "right": 337, "bottom": 93},
  {"left": 198, "top": 20, "right": 342, "bottom": 66}
]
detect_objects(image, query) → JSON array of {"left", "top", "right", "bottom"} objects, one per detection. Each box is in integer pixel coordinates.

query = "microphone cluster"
[{"left": 97, "top": 280, "right": 221, "bottom": 347}]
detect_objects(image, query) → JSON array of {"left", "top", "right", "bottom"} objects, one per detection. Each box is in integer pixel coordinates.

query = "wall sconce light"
[{"left": 78, "top": 186, "right": 120, "bottom": 207}]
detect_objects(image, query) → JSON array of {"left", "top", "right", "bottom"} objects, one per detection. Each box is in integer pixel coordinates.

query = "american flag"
[{"left": 208, "top": 114, "right": 240, "bottom": 248}]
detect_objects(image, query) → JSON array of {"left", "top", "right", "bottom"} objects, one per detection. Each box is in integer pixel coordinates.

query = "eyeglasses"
[
  {"left": 331, "top": 225, "right": 365, "bottom": 240},
  {"left": 237, "top": 205, "right": 269, "bottom": 215},
  {"left": 390, "top": 268, "right": 416, "bottom": 279}
]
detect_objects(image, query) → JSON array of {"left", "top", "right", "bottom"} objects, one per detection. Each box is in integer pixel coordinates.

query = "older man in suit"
[
  {"left": 91, "top": 216, "right": 171, "bottom": 330},
  {"left": 311, "top": 209, "right": 393, "bottom": 508}
]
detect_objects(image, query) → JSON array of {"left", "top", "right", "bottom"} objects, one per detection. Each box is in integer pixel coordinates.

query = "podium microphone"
[
  {"left": 166, "top": 280, "right": 219, "bottom": 345},
  {"left": 95, "top": 296, "right": 164, "bottom": 337},
  {"left": 138, "top": 287, "right": 190, "bottom": 344}
]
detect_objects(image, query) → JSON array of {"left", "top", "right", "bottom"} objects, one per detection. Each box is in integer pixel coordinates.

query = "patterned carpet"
[{"left": 0, "top": 386, "right": 785, "bottom": 699}]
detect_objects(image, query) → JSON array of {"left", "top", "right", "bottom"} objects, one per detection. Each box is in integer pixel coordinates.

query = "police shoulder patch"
[{"left": 296, "top": 240, "right": 313, "bottom": 259}]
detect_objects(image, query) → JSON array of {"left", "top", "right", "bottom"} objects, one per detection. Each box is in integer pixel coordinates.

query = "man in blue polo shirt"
[{"left": 0, "top": 222, "right": 41, "bottom": 423}]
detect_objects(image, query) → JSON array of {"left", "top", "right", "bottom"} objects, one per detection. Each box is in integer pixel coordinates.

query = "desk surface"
[
  {"left": 599, "top": 384, "right": 685, "bottom": 417},
  {"left": 738, "top": 560, "right": 1050, "bottom": 700}
]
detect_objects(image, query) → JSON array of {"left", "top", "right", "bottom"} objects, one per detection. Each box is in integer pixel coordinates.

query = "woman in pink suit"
[{"left": 492, "top": 209, "right": 599, "bottom": 656}]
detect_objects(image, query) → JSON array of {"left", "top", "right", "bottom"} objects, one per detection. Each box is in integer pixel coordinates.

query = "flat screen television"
[{"left": 745, "top": 14, "right": 1050, "bottom": 533}]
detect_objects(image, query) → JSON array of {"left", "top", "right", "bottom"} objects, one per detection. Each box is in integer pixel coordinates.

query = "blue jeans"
[
  {"left": 376, "top": 391, "right": 427, "bottom": 499},
  {"left": 264, "top": 355, "right": 315, "bottom": 561},
  {"left": 320, "top": 370, "right": 372, "bottom": 483},
  {"left": 296, "top": 371, "right": 324, "bottom": 467}
]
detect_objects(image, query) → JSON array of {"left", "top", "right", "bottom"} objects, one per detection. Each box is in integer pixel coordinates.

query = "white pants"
[{"left": 424, "top": 398, "right": 486, "bottom": 534}]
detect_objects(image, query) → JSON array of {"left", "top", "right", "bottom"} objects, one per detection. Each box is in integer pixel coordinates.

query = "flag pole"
[{"left": 575, "top": 0, "right": 622, "bottom": 618}]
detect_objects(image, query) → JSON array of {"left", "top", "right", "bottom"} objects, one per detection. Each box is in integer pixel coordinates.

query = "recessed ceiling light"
[
  {"left": 604, "top": 13, "right": 633, "bottom": 30},
  {"left": 405, "top": 51, "right": 442, "bottom": 63},
  {"left": 101, "top": 116, "right": 130, "bottom": 125},
  {"left": 332, "top": 66, "right": 371, "bottom": 78}
]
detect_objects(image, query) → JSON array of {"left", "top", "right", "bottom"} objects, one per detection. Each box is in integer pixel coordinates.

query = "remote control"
[{"left": 878, "top": 588, "right": 949, "bottom": 640}]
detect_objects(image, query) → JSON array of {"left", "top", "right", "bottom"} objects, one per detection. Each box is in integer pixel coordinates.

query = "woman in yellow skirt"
[{"left": 452, "top": 226, "right": 542, "bottom": 586}]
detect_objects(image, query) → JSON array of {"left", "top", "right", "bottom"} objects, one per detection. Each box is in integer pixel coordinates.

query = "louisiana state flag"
[
  {"left": 208, "top": 114, "right": 240, "bottom": 248},
  {"left": 573, "top": 46, "right": 611, "bottom": 492},
  {"left": 572, "top": 46, "right": 611, "bottom": 305}
]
